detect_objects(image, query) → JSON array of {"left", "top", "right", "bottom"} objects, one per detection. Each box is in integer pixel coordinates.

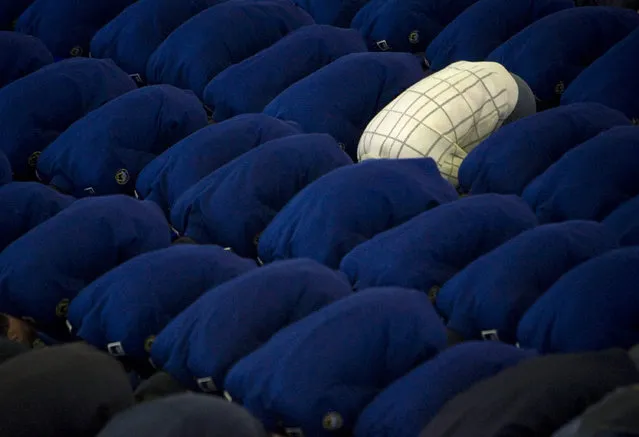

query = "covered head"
[
  {"left": 419, "top": 349, "right": 639, "bottom": 437},
  {"left": 224, "top": 287, "right": 448, "bottom": 436},
  {"left": 355, "top": 342, "right": 537, "bottom": 437},
  {"left": 0, "top": 182, "right": 75, "bottom": 252},
  {"left": 357, "top": 61, "right": 531, "bottom": 187},
  {"left": 487, "top": 7, "right": 639, "bottom": 108},
  {"left": 68, "top": 244, "right": 257, "bottom": 360},
  {"left": 425, "top": 0, "right": 573, "bottom": 71},
  {"left": 0, "top": 31, "right": 53, "bottom": 88},
  {"left": 518, "top": 247, "right": 639, "bottom": 353},
  {"left": 257, "top": 158, "right": 459, "bottom": 268},
  {"left": 340, "top": 193, "right": 538, "bottom": 293},
  {"left": 170, "top": 133, "right": 353, "bottom": 258},
  {"left": 0, "top": 58, "right": 136, "bottom": 179},
  {"left": 292, "top": 0, "right": 369, "bottom": 26},
  {"left": 15, "top": 0, "right": 136, "bottom": 59},
  {"left": 0, "top": 343, "right": 134, "bottom": 437},
  {"left": 351, "top": 0, "right": 480, "bottom": 53},
  {"left": 136, "top": 114, "right": 301, "bottom": 214},
  {"left": 436, "top": 221, "right": 619, "bottom": 344},
  {"left": 562, "top": 28, "right": 639, "bottom": 122},
  {"left": 90, "top": 0, "right": 225, "bottom": 82},
  {"left": 603, "top": 195, "right": 639, "bottom": 246},
  {"left": 97, "top": 393, "right": 268, "bottom": 437},
  {"left": 263, "top": 51, "right": 425, "bottom": 159},
  {"left": 0, "top": 195, "right": 171, "bottom": 335},
  {"left": 146, "top": 0, "right": 314, "bottom": 98},
  {"left": 36, "top": 85, "right": 208, "bottom": 197},
  {"left": 459, "top": 103, "right": 632, "bottom": 195},
  {"left": 203, "top": 24, "right": 367, "bottom": 121},
  {"left": 151, "top": 258, "right": 352, "bottom": 392},
  {"left": 522, "top": 126, "right": 639, "bottom": 223}
]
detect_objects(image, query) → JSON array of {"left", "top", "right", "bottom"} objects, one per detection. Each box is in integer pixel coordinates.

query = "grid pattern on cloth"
[{"left": 357, "top": 61, "right": 518, "bottom": 186}]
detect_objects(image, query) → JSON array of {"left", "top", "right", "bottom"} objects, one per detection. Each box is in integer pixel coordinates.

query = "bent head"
[
  {"left": 0, "top": 314, "right": 37, "bottom": 346},
  {"left": 503, "top": 73, "right": 537, "bottom": 125}
]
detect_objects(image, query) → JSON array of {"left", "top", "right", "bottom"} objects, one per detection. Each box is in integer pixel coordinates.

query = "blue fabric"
[
  {"left": 292, "top": 0, "right": 370, "bottom": 26},
  {"left": 436, "top": 221, "right": 618, "bottom": 344},
  {"left": 171, "top": 134, "right": 352, "bottom": 258},
  {"left": 522, "top": 126, "right": 639, "bottom": 223},
  {"left": 604, "top": 195, "right": 639, "bottom": 246},
  {"left": 263, "top": 52, "right": 424, "bottom": 159},
  {"left": 425, "top": 0, "right": 573, "bottom": 71},
  {"left": 0, "top": 182, "right": 74, "bottom": 252},
  {"left": 151, "top": 259, "right": 352, "bottom": 392},
  {"left": 0, "top": 58, "right": 136, "bottom": 180},
  {"left": 562, "top": 28, "right": 639, "bottom": 122},
  {"left": 258, "top": 158, "right": 458, "bottom": 269},
  {"left": 15, "top": 0, "right": 136, "bottom": 59},
  {"left": 0, "top": 196, "right": 171, "bottom": 333},
  {"left": 36, "top": 85, "right": 208, "bottom": 197},
  {"left": 354, "top": 342, "right": 536, "bottom": 437},
  {"left": 487, "top": 7, "right": 639, "bottom": 105},
  {"left": 68, "top": 245, "right": 257, "bottom": 359},
  {"left": 0, "top": 31, "right": 53, "bottom": 88},
  {"left": 459, "top": 103, "right": 632, "bottom": 195},
  {"left": 0, "top": 0, "right": 33, "bottom": 30},
  {"left": 90, "top": 0, "right": 226, "bottom": 80},
  {"left": 340, "top": 194, "right": 538, "bottom": 292},
  {"left": 224, "top": 287, "right": 448, "bottom": 436},
  {"left": 136, "top": 114, "right": 302, "bottom": 214},
  {"left": 146, "top": 0, "right": 314, "bottom": 98},
  {"left": 204, "top": 25, "right": 367, "bottom": 122},
  {"left": 96, "top": 394, "right": 268, "bottom": 437},
  {"left": 518, "top": 247, "right": 639, "bottom": 353},
  {"left": 0, "top": 149, "right": 9, "bottom": 186},
  {"left": 351, "top": 0, "right": 480, "bottom": 53}
]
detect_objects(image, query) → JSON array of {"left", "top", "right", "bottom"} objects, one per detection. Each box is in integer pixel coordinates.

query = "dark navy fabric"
[
  {"left": 518, "top": 247, "right": 639, "bottom": 353},
  {"left": 419, "top": 349, "right": 639, "bottom": 437},
  {"left": 604, "top": 195, "right": 639, "bottom": 246},
  {"left": 562, "top": 28, "right": 639, "bottom": 122},
  {"left": 0, "top": 0, "right": 34, "bottom": 30},
  {"left": 0, "top": 182, "right": 75, "bottom": 252},
  {"left": 151, "top": 259, "right": 352, "bottom": 392},
  {"left": 0, "top": 149, "right": 9, "bottom": 186},
  {"left": 224, "top": 287, "right": 448, "bottom": 436},
  {"left": 522, "top": 126, "right": 639, "bottom": 223},
  {"left": 97, "top": 393, "right": 269, "bottom": 437},
  {"left": 36, "top": 85, "right": 208, "bottom": 197},
  {"left": 204, "top": 25, "right": 368, "bottom": 122},
  {"left": 263, "top": 52, "right": 425, "bottom": 159},
  {"left": 351, "top": 0, "right": 480, "bottom": 53},
  {"left": 171, "top": 134, "right": 352, "bottom": 258},
  {"left": 459, "top": 103, "right": 632, "bottom": 196},
  {"left": 136, "top": 114, "right": 302, "bottom": 214},
  {"left": 146, "top": 0, "right": 314, "bottom": 98},
  {"left": 15, "top": 0, "right": 137, "bottom": 59},
  {"left": 90, "top": 0, "right": 226, "bottom": 80},
  {"left": 0, "top": 196, "right": 171, "bottom": 334},
  {"left": 0, "top": 58, "right": 136, "bottom": 180},
  {"left": 0, "top": 343, "right": 135, "bottom": 437},
  {"left": 487, "top": 7, "right": 639, "bottom": 106},
  {"left": 258, "top": 158, "right": 459, "bottom": 269},
  {"left": 354, "top": 342, "right": 536, "bottom": 437},
  {"left": 436, "top": 221, "right": 618, "bottom": 344},
  {"left": 0, "top": 31, "right": 53, "bottom": 88},
  {"left": 340, "top": 194, "right": 538, "bottom": 292},
  {"left": 293, "top": 0, "right": 370, "bottom": 26},
  {"left": 553, "top": 384, "right": 639, "bottom": 437},
  {"left": 68, "top": 245, "right": 257, "bottom": 360},
  {"left": 425, "top": 0, "right": 573, "bottom": 71}
]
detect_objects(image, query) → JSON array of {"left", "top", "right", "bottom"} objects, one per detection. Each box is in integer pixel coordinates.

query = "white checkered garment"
[{"left": 358, "top": 61, "right": 519, "bottom": 186}]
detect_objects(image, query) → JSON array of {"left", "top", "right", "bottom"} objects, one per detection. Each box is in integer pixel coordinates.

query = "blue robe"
[{"left": 0, "top": 31, "right": 53, "bottom": 88}]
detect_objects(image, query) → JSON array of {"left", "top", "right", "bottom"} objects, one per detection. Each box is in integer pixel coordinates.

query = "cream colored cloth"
[{"left": 358, "top": 61, "right": 519, "bottom": 186}]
